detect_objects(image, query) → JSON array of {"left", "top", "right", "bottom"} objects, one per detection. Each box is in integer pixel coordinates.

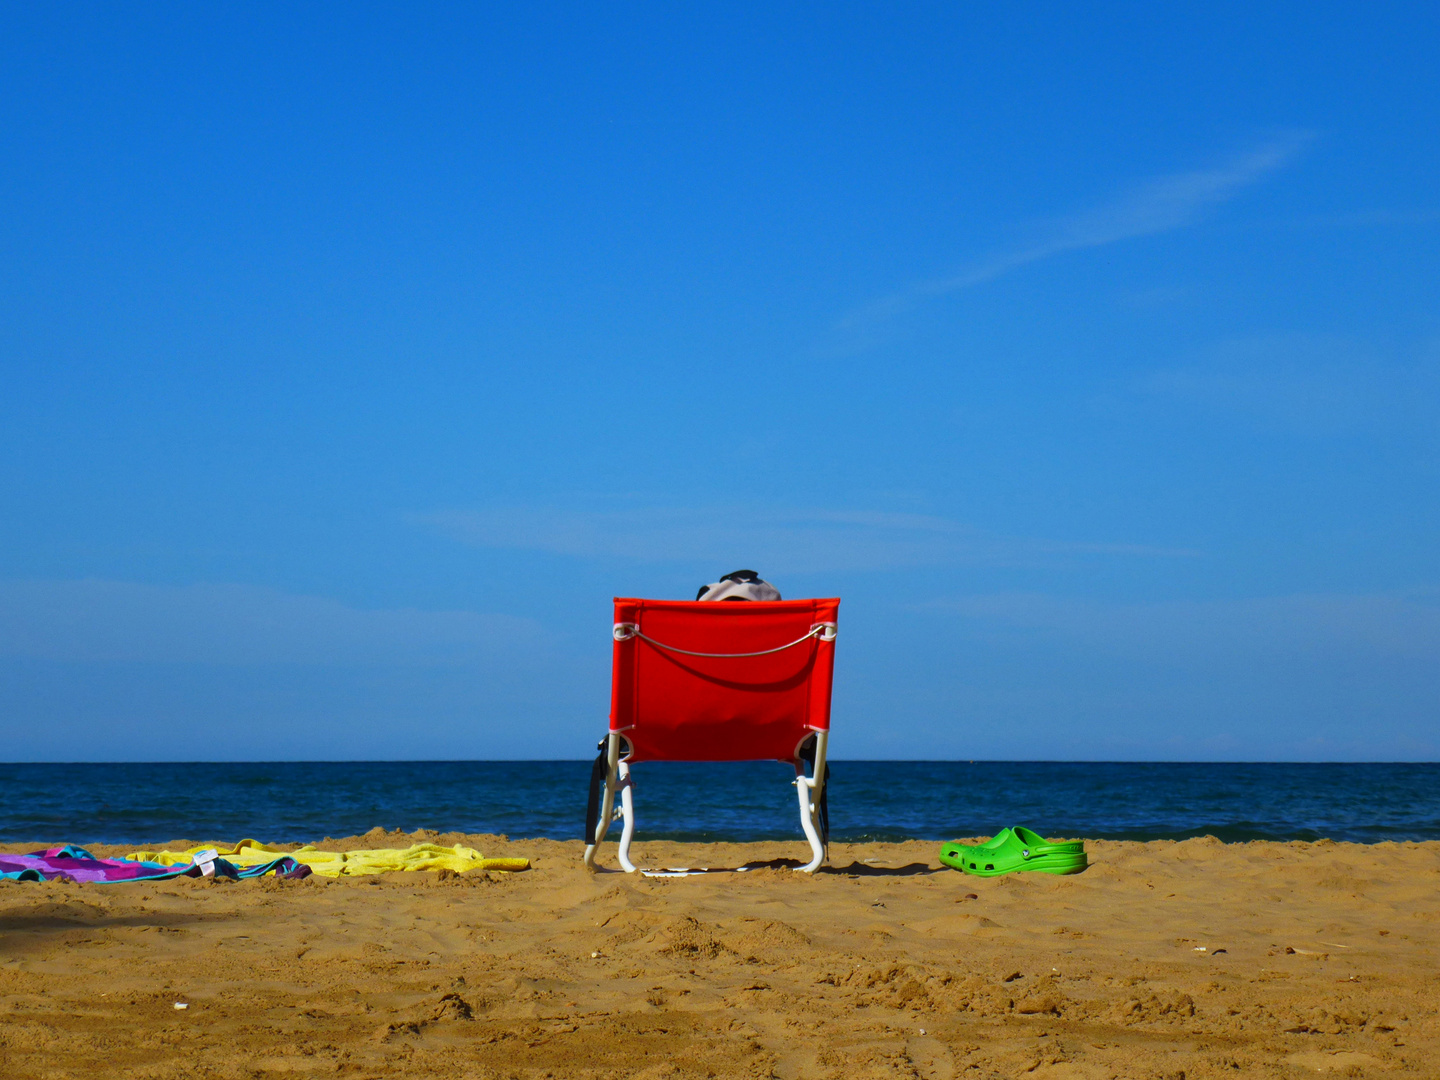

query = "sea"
[{"left": 1, "top": 761, "right": 1436, "bottom": 846}]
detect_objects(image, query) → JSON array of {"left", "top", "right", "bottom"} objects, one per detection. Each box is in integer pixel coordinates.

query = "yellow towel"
[{"left": 126, "top": 839, "right": 529, "bottom": 877}]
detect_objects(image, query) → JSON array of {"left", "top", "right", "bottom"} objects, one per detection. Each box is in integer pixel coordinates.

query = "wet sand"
[{"left": 1, "top": 829, "right": 1437, "bottom": 1078}]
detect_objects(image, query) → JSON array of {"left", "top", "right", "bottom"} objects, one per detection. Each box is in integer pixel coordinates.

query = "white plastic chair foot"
[
  {"left": 795, "top": 775, "right": 825, "bottom": 872},
  {"left": 616, "top": 760, "right": 637, "bottom": 872}
]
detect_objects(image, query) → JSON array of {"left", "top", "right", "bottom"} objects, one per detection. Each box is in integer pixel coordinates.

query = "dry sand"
[{"left": 2, "top": 829, "right": 1438, "bottom": 1079}]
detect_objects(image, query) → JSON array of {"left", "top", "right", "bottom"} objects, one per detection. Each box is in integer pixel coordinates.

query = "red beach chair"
[{"left": 583, "top": 596, "right": 840, "bottom": 873}]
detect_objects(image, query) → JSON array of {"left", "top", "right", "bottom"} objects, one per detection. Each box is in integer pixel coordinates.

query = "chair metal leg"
[
  {"left": 584, "top": 732, "right": 624, "bottom": 870},
  {"left": 584, "top": 733, "right": 639, "bottom": 872}
]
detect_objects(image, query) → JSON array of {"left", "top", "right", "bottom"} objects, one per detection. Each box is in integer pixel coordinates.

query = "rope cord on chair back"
[{"left": 612, "top": 621, "right": 836, "bottom": 659}]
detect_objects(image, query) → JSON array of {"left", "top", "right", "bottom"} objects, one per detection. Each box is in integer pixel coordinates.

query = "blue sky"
[{"left": 1, "top": 4, "right": 1436, "bottom": 760}]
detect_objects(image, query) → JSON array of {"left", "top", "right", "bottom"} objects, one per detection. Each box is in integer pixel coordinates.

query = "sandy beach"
[{"left": 2, "top": 829, "right": 1437, "bottom": 1078}]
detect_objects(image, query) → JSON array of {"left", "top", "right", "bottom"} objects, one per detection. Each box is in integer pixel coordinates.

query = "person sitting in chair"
[{"left": 695, "top": 569, "right": 781, "bottom": 602}]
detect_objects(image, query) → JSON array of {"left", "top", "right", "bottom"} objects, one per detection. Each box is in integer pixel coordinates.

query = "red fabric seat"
[{"left": 609, "top": 597, "right": 840, "bottom": 763}]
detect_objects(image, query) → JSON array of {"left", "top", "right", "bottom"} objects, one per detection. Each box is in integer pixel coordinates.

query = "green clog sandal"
[
  {"left": 939, "top": 826, "right": 1087, "bottom": 877},
  {"left": 939, "top": 826, "right": 1015, "bottom": 871}
]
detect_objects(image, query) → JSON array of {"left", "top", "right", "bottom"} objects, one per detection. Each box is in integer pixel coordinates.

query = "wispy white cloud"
[
  {"left": 1289, "top": 207, "right": 1440, "bottom": 229},
  {"left": 927, "top": 589, "right": 1440, "bottom": 661},
  {"left": 915, "top": 587, "right": 1440, "bottom": 757},
  {"left": 0, "top": 580, "right": 545, "bottom": 665},
  {"left": 422, "top": 506, "right": 1195, "bottom": 574},
  {"left": 836, "top": 134, "right": 1311, "bottom": 341},
  {"left": 1136, "top": 332, "right": 1440, "bottom": 436}
]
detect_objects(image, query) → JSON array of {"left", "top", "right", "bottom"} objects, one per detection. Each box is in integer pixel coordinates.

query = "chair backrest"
[{"left": 609, "top": 597, "right": 840, "bottom": 763}]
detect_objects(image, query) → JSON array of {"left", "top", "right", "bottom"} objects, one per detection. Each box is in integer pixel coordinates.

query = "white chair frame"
[{"left": 582, "top": 728, "right": 830, "bottom": 873}]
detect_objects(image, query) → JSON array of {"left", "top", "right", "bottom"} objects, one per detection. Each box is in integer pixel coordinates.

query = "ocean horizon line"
[{"left": 3, "top": 758, "right": 1436, "bottom": 766}]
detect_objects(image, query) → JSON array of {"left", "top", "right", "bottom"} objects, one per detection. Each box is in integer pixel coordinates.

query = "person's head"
[{"left": 695, "top": 570, "right": 781, "bottom": 602}]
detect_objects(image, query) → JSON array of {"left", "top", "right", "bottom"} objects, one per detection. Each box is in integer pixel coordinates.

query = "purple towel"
[{"left": 0, "top": 846, "right": 311, "bottom": 883}]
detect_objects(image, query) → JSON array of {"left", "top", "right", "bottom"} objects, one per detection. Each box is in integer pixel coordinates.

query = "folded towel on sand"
[
  {"left": 1, "top": 846, "right": 310, "bottom": 883},
  {"left": 126, "top": 839, "right": 529, "bottom": 877}
]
